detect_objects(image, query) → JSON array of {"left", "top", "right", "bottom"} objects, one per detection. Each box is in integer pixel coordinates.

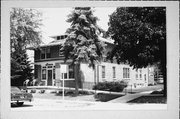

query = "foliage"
[
  {"left": 11, "top": 49, "right": 33, "bottom": 86},
  {"left": 93, "top": 81, "right": 128, "bottom": 92},
  {"left": 10, "top": 8, "right": 42, "bottom": 50},
  {"left": 108, "top": 7, "right": 166, "bottom": 68},
  {"left": 10, "top": 8, "right": 42, "bottom": 86},
  {"left": 61, "top": 7, "right": 106, "bottom": 68},
  {"left": 108, "top": 7, "right": 167, "bottom": 96}
]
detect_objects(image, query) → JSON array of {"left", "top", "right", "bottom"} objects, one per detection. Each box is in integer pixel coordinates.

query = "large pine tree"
[{"left": 61, "top": 7, "right": 105, "bottom": 95}]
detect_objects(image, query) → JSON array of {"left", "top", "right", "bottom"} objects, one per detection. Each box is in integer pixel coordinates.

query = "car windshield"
[{"left": 11, "top": 87, "right": 21, "bottom": 93}]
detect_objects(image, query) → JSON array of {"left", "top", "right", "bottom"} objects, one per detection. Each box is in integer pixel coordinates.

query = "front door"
[{"left": 47, "top": 70, "right": 53, "bottom": 86}]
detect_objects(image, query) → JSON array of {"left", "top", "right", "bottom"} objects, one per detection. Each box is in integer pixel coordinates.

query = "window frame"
[
  {"left": 112, "top": 66, "right": 116, "bottom": 78},
  {"left": 123, "top": 67, "right": 130, "bottom": 79},
  {"left": 102, "top": 66, "right": 105, "bottom": 79}
]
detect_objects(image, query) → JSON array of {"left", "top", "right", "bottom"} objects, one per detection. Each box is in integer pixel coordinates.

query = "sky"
[{"left": 37, "top": 7, "right": 116, "bottom": 44}]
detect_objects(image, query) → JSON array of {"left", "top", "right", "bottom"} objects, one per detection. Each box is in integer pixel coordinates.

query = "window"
[
  {"left": 53, "top": 69, "right": 55, "bottom": 79},
  {"left": 46, "top": 47, "right": 51, "bottom": 58},
  {"left": 61, "top": 64, "right": 75, "bottom": 80},
  {"left": 59, "top": 46, "right": 64, "bottom": 56},
  {"left": 42, "top": 69, "right": 46, "bottom": 80},
  {"left": 139, "top": 69, "right": 142, "bottom": 79},
  {"left": 136, "top": 74, "right": 138, "bottom": 79},
  {"left": 40, "top": 48, "right": 51, "bottom": 59},
  {"left": 123, "top": 68, "right": 130, "bottom": 78},
  {"left": 102, "top": 66, "right": 105, "bottom": 78},
  {"left": 144, "top": 74, "right": 146, "bottom": 81},
  {"left": 113, "top": 67, "right": 116, "bottom": 78},
  {"left": 69, "top": 65, "right": 74, "bottom": 79},
  {"left": 41, "top": 48, "right": 46, "bottom": 59}
]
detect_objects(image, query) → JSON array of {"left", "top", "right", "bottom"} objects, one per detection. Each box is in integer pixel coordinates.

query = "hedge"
[{"left": 93, "top": 80, "right": 128, "bottom": 92}]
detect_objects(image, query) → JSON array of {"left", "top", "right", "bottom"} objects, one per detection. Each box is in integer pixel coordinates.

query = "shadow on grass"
[
  {"left": 94, "top": 93, "right": 124, "bottom": 102},
  {"left": 127, "top": 96, "right": 167, "bottom": 104}
]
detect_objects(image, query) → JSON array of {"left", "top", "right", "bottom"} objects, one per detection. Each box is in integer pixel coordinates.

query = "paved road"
[{"left": 11, "top": 98, "right": 166, "bottom": 110}]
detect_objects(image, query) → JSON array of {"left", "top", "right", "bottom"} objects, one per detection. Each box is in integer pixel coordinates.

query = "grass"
[
  {"left": 127, "top": 96, "right": 167, "bottom": 103},
  {"left": 94, "top": 93, "right": 124, "bottom": 102}
]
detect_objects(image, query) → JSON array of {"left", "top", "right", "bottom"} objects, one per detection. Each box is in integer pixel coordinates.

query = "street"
[{"left": 11, "top": 98, "right": 167, "bottom": 110}]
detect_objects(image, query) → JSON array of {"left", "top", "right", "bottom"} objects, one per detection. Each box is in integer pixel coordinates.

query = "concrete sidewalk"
[{"left": 109, "top": 92, "right": 151, "bottom": 103}]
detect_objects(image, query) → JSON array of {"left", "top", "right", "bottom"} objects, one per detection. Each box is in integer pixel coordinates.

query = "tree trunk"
[{"left": 74, "top": 63, "right": 80, "bottom": 96}]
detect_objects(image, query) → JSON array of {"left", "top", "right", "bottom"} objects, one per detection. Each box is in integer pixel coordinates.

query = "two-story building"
[{"left": 28, "top": 35, "right": 154, "bottom": 89}]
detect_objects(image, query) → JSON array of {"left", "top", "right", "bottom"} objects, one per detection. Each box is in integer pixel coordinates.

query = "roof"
[
  {"left": 40, "top": 38, "right": 66, "bottom": 47},
  {"left": 27, "top": 35, "right": 114, "bottom": 50}
]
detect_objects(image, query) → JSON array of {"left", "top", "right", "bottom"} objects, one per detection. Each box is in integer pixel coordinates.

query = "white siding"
[{"left": 80, "top": 62, "right": 152, "bottom": 89}]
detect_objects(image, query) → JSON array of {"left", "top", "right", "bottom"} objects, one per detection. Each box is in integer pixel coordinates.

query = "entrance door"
[{"left": 47, "top": 70, "right": 53, "bottom": 86}]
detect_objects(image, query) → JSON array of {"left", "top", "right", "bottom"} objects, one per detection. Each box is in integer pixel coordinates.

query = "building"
[{"left": 28, "top": 35, "right": 154, "bottom": 89}]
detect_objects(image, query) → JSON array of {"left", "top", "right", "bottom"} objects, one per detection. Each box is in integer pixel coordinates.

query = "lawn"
[
  {"left": 127, "top": 96, "right": 167, "bottom": 104},
  {"left": 32, "top": 91, "right": 123, "bottom": 102}
]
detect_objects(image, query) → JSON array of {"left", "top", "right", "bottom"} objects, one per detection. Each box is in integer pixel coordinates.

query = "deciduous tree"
[
  {"left": 108, "top": 7, "right": 166, "bottom": 96},
  {"left": 10, "top": 8, "right": 42, "bottom": 86}
]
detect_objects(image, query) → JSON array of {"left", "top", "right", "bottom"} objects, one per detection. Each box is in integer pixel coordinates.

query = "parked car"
[{"left": 11, "top": 86, "right": 33, "bottom": 106}]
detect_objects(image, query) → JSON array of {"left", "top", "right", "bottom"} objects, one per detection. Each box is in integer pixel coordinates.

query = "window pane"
[
  {"left": 123, "top": 68, "right": 130, "bottom": 78},
  {"left": 53, "top": 69, "right": 55, "bottom": 79},
  {"left": 64, "top": 73, "right": 67, "bottom": 79},
  {"left": 42, "top": 69, "right": 46, "bottom": 79},
  {"left": 113, "top": 67, "right": 116, "bottom": 78},
  {"left": 41, "top": 48, "right": 46, "bottom": 59},
  {"left": 102, "top": 66, "right": 105, "bottom": 78},
  {"left": 69, "top": 65, "right": 74, "bottom": 78}
]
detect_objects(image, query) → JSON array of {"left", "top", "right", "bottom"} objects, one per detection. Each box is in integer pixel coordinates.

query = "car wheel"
[{"left": 16, "top": 102, "right": 24, "bottom": 106}]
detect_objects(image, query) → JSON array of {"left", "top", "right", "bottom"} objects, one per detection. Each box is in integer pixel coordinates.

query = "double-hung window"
[
  {"left": 102, "top": 66, "right": 105, "bottom": 78},
  {"left": 42, "top": 69, "right": 46, "bottom": 80},
  {"left": 123, "top": 68, "right": 130, "bottom": 79},
  {"left": 113, "top": 67, "right": 116, "bottom": 78}
]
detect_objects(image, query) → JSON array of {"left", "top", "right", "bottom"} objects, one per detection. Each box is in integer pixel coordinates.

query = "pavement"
[
  {"left": 109, "top": 91, "right": 153, "bottom": 103},
  {"left": 11, "top": 98, "right": 167, "bottom": 111}
]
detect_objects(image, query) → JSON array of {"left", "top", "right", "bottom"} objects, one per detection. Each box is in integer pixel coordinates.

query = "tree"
[
  {"left": 61, "top": 7, "right": 105, "bottom": 95},
  {"left": 10, "top": 8, "right": 42, "bottom": 86},
  {"left": 11, "top": 48, "right": 33, "bottom": 86},
  {"left": 108, "top": 7, "right": 166, "bottom": 96}
]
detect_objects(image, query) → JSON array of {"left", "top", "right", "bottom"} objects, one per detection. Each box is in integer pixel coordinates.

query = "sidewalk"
[{"left": 109, "top": 91, "right": 151, "bottom": 103}]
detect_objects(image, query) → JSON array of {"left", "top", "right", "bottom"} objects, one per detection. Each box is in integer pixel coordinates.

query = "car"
[{"left": 11, "top": 86, "right": 33, "bottom": 106}]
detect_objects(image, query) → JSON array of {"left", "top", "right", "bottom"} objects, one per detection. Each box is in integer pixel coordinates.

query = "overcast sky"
[{"left": 37, "top": 7, "right": 116, "bottom": 43}]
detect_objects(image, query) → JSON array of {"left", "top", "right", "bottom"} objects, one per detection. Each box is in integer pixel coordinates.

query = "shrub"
[
  {"left": 39, "top": 89, "right": 45, "bottom": 93},
  {"left": 30, "top": 89, "right": 36, "bottom": 93},
  {"left": 93, "top": 81, "right": 128, "bottom": 92}
]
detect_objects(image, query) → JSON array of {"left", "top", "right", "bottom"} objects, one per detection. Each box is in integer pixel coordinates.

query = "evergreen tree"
[{"left": 61, "top": 7, "right": 105, "bottom": 95}]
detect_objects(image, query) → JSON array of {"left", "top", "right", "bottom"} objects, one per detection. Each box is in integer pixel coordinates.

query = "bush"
[
  {"left": 30, "top": 89, "right": 36, "bottom": 93},
  {"left": 93, "top": 81, "right": 128, "bottom": 92},
  {"left": 39, "top": 89, "right": 45, "bottom": 93}
]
